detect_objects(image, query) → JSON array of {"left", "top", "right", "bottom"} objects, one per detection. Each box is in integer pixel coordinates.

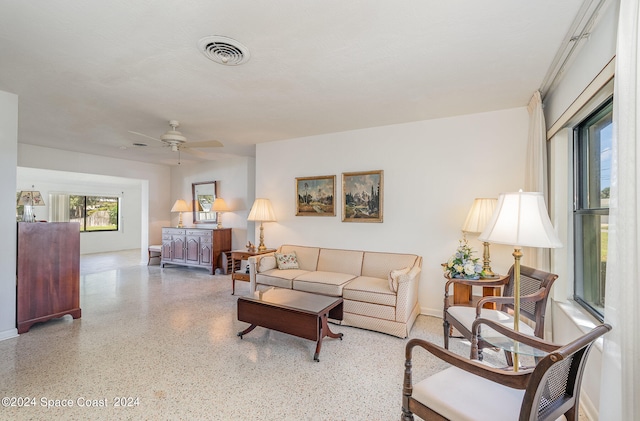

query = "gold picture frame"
[
  {"left": 295, "top": 175, "right": 336, "bottom": 216},
  {"left": 342, "top": 170, "right": 383, "bottom": 223}
]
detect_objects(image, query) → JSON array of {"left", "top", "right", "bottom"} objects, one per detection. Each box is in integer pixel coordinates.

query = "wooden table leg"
[
  {"left": 237, "top": 324, "right": 257, "bottom": 339},
  {"left": 314, "top": 313, "right": 343, "bottom": 362}
]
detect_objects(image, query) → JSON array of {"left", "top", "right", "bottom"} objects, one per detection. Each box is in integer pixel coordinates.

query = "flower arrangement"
[{"left": 443, "top": 239, "right": 483, "bottom": 279}]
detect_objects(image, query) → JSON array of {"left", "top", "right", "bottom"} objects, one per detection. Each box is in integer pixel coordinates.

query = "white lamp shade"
[
  {"left": 171, "top": 199, "right": 189, "bottom": 212},
  {"left": 478, "top": 191, "right": 562, "bottom": 249},
  {"left": 461, "top": 198, "right": 497, "bottom": 233},
  {"left": 247, "top": 198, "right": 276, "bottom": 222},
  {"left": 212, "top": 198, "right": 229, "bottom": 212}
]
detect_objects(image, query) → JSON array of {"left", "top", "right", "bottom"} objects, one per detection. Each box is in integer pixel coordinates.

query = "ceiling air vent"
[{"left": 198, "top": 36, "right": 250, "bottom": 66}]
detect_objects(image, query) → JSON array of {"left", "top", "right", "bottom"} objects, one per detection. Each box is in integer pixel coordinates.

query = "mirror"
[{"left": 192, "top": 181, "right": 218, "bottom": 224}]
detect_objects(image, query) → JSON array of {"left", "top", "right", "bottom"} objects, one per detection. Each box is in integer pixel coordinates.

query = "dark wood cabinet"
[
  {"left": 17, "top": 222, "right": 81, "bottom": 334},
  {"left": 161, "top": 227, "right": 231, "bottom": 274}
]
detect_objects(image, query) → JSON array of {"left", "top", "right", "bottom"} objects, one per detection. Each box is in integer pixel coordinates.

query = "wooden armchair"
[
  {"left": 402, "top": 323, "right": 611, "bottom": 421},
  {"left": 443, "top": 265, "right": 558, "bottom": 363}
]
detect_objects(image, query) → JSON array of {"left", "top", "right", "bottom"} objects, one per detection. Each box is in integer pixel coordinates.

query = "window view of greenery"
[
  {"left": 70, "top": 195, "right": 119, "bottom": 232},
  {"left": 573, "top": 98, "right": 612, "bottom": 321}
]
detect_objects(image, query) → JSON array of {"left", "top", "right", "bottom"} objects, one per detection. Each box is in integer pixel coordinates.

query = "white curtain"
[
  {"left": 48, "top": 194, "right": 70, "bottom": 222},
  {"left": 599, "top": 1, "right": 640, "bottom": 419},
  {"left": 523, "top": 90, "right": 550, "bottom": 270}
]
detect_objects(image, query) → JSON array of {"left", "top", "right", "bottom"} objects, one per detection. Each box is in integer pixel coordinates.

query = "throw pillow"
[
  {"left": 388, "top": 266, "right": 411, "bottom": 292},
  {"left": 258, "top": 255, "right": 277, "bottom": 272},
  {"left": 275, "top": 252, "right": 299, "bottom": 270}
]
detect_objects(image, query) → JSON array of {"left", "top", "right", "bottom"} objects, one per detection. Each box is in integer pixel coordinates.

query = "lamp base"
[
  {"left": 481, "top": 241, "right": 498, "bottom": 278},
  {"left": 257, "top": 222, "right": 267, "bottom": 252},
  {"left": 22, "top": 205, "right": 35, "bottom": 223}
]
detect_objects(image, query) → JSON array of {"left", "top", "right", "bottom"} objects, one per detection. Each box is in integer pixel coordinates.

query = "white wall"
[
  {"left": 255, "top": 108, "right": 529, "bottom": 315},
  {"left": 170, "top": 156, "right": 256, "bottom": 250},
  {"left": 17, "top": 167, "right": 145, "bottom": 254},
  {"left": 18, "top": 144, "right": 172, "bottom": 257},
  {"left": 0, "top": 90, "right": 18, "bottom": 340}
]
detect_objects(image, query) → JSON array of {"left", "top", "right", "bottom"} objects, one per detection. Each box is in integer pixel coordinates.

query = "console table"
[{"left": 161, "top": 227, "right": 231, "bottom": 274}]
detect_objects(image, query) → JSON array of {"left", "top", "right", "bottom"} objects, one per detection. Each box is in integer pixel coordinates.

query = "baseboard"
[
  {"left": 420, "top": 306, "right": 442, "bottom": 318},
  {"left": 0, "top": 328, "right": 18, "bottom": 341}
]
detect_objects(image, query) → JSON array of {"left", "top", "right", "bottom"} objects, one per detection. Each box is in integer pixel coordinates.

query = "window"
[
  {"left": 69, "top": 195, "right": 120, "bottom": 232},
  {"left": 573, "top": 97, "right": 612, "bottom": 321}
]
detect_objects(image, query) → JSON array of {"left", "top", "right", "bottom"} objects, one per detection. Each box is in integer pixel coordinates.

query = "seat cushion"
[
  {"left": 446, "top": 306, "right": 536, "bottom": 337},
  {"left": 293, "top": 271, "right": 356, "bottom": 296},
  {"left": 256, "top": 269, "right": 310, "bottom": 289},
  {"left": 412, "top": 366, "right": 525, "bottom": 421},
  {"left": 343, "top": 276, "right": 396, "bottom": 306}
]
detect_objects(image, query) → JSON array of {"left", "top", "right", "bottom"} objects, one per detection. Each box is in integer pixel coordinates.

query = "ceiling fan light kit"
[{"left": 128, "top": 120, "right": 223, "bottom": 156}]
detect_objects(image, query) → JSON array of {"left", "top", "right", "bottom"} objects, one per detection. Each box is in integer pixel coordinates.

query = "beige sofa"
[{"left": 248, "top": 245, "right": 422, "bottom": 338}]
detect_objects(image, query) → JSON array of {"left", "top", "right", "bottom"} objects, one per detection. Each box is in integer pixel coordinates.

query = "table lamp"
[
  {"left": 462, "top": 198, "right": 498, "bottom": 278},
  {"left": 171, "top": 199, "right": 189, "bottom": 228},
  {"left": 247, "top": 198, "right": 276, "bottom": 252},
  {"left": 478, "top": 191, "right": 562, "bottom": 369},
  {"left": 212, "top": 197, "right": 229, "bottom": 229},
  {"left": 17, "top": 188, "right": 45, "bottom": 222}
]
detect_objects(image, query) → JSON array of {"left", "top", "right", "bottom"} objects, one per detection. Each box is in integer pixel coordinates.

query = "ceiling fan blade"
[
  {"left": 128, "top": 130, "right": 163, "bottom": 143},
  {"left": 184, "top": 139, "right": 223, "bottom": 148},
  {"left": 180, "top": 146, "right": 209, "bottom": 158}
]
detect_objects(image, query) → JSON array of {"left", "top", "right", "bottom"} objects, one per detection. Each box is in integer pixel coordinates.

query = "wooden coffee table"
[{"left": 237, "top": 288, "right": 343, "bottom": 361}]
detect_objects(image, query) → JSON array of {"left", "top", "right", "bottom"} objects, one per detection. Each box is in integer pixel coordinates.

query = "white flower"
[{"left": 464, "top": 261, "right": 476, "bottom": 275}]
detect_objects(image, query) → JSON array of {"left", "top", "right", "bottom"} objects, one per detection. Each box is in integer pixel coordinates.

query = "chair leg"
[
  {"left": 564, "top": 406, "right": 577, "bottom": 421},
  {"left": 401, "top": 408, "right": 414, "bottom": 421},
  {"left": 504, "top": 350, "right": 513, "bottom": 367},
  {"left": 443, "top": 319, "right": 450, "bottom": 349}
]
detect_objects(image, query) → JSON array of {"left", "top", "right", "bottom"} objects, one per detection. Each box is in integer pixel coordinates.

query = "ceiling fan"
[{"left": 128, "top": 120, "right": 223, "bottom": 157}]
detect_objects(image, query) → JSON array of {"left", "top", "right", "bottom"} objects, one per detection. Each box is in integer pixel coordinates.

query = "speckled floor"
[{"left": 0, "top": 250, "right": 514, "bottom": 420}]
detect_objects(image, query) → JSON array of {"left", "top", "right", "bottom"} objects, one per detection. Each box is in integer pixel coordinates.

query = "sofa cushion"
[
  {"left": 258, "top": 255, "right": 277, "bottom": 272},
  {"left": 361, "top": 252, "right": 418, "bottom": 279},
  {"left": 275, "top": 252, "right": 299, "bottom": 269},
  {"left": 317, "top": 249, "right": 364, "bottom": 276},
  {"left": 293, "top": 271, "right": 357, "bottom": 296},
  {"left": 388, "top": 266, "right": 411, "bottom": 292},
  {"left": 279, "top": 245, "right": 320, "bottom": 271},
  {"left": 256, "top": 269, "right": 310, "bottom": 289},
  {"left": 343, "top": 276, "right": 397, "bottom": 306}
]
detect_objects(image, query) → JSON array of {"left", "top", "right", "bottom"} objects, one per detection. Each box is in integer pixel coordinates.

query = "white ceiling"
[{"left": 0, "top": 1, "right": 584, "bottom": 166}]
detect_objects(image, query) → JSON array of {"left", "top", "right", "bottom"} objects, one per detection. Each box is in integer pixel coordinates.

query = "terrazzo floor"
[{"left": 1, "top": 250, "right": 515, "bottom": 420}]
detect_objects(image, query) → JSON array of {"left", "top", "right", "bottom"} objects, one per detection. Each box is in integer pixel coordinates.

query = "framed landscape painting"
[
  {"left": 342, "top": 170, "right": 383, "bottom": 222},
  {"left": 295, "top": 175, "right": 336, "bottom": 216}
]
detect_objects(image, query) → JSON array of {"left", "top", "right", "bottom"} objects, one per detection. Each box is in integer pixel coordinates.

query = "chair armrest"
[
  {"left": 470, "top": 317, "right": 561, "bottom": 360},
  {"left": 474, "top": 288, "right": 547, "bottom": 317},
  {"left": 404, "top": 338, "right": 531, "bottom": 391}
]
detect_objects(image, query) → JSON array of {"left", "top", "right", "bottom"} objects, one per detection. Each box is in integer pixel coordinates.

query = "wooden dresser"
[
  {"left": 17, "top": 222, "right": 81, "bottom": 334},
  {"left": 161, "top": 227, "right": 231, "bottom": 274}
]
